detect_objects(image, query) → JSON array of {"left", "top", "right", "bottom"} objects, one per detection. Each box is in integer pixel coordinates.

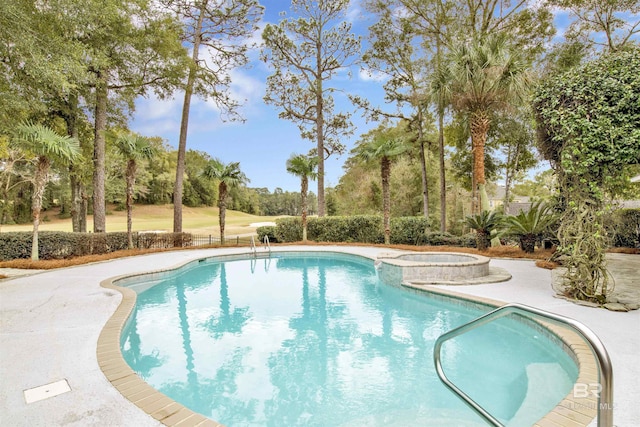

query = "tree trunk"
[
  {"left": 126, "top": 159, "right": 136, "bottom": 249},
  {"left": 417, "top": 108, "right": 429, "bottom": 220},
  {"left": 471, "top": 162, "right": 478, "bottom": 214},
  {"left": 381, "top": 157, "right": 391, "bottom": 245},
  {"left": 31, "top": 157, "right": 50, "bottom": 261},
  {"left": 301, "top": 177, "right": 308, "bottom": 242},
  {"left": 70, "top": 174, "right": 87, "bottom": 232},
  {"left": 70, "top": 171, "right": 82, "bottom": 232},
  {"left": 476, "top": 230, "right": 489, "bottom": 251},
  {"left": 316, "top": 79, "right": 325, "bottom": 217},
  {"left": 80, "top": 188, "right": 88, "bottom": 232},
  {"left": 63, "top": 91, "right": 87, "bottom": 233},
  {"left": 504, "top": 143, "right": 513, "bottom": 214},
  {"left": 219, "top": 182, "right": 227, "bottom": 245},
  {"left": 438, "top": 109, "right": 446, "bottom": 232},
  {"left": 504, "top": 141, "right": 521, "bottom": 214},
  {"left": 93, "top": 71, "right": 108, "bottom": 233},
  {"left": 173, "top": 3, "right": 205, "bottom": 233},
  {"left": 315, "top": 34, "right": 326, "bottom": 218},
  {"left": 0, "top": 161, "right": 13, "bottom": 229},
  {"left": 436, "top": 38, "right": 446, "bottom": 232},
  {"left": 470, "top": 111, "right": 490, "bottom": 214}
]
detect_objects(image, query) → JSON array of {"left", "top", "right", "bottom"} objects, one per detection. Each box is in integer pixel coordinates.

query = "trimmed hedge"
[
  {"left": 256, "top": 226, "right": 278, "bottom": 243},
  {"left": 0, "top": 231, "right": 193, "bottom": 260},
  {"left": 274, "top": 215, "right": 477, "bottom": 247},
  {"left": 605, "top": 208, "right": 640, "bottom": 248},
  {"left": 275, "top": 215, "right": 383, "bottom": 243},
  {"left": 421, "top": 232, "right": 477, "bottom": 248},
  {"left": 274, "top": 218, "right": 303, "bottom": 242},
  {"left": 390, "top": 217, "right": 429, "bottom": 245},
  {"left": 308, "top": 215, "right": 383, "bottom": 243}
]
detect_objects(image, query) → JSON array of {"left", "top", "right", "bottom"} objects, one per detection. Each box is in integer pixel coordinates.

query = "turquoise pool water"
[{"left": 120, "top": 252, "right": 578, "bottom": 426}]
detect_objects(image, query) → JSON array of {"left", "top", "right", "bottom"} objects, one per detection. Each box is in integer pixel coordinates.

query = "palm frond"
[
  {"left": 202, "top": 159, "right": 249, "bottom": 187},
  {"left": 286, "top": 153, "right": 318, "bottom": 179},
  {"left": 14, "top": 121, "right": 80, "bottom": 164},
  {"left": 465, "top": 210, "right": 503, "bottom": 232}
]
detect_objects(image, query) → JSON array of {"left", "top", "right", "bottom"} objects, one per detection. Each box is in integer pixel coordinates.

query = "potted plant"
[
  {"left": 465, "top": 210, "right": 502, "bottom": 251},
  {"left": 503, "top": 201, "right": 557, "bottom": 253}
]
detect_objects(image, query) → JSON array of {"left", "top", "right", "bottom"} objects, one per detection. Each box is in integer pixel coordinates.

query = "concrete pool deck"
[{"left": 0, "top": 247, "right": 638, "bottom": 426}]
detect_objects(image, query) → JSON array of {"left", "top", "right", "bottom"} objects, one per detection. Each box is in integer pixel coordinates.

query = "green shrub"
[
  {"left": 0, "top": 231, "right": 193, "bottom": 260},
  {"left": 459, "top": 233, "right": 478, "bottom": 248},
  {"left": 257, "top": 226, "right": 278, "bottom": 243},
  {"left": 0, "top": 231, "right": 97, "bottom": 260},
  {"left": 343, "top": 215, "right": 383, "bottom": 243},
  {"left": 0, "top": 232, "right": 32, "bottom": 260},
  {"left": 272, "top": 215, "right": 480, "bottom": 247},
  {"left": 390, "top": 217, "right": 429, "bottom": 245},
  {"left": 310, "top": 215, "right": 383, "bottom": 243},
  {"left": 422, "top": 232, "right": 460, "bottom": 246},
  {"left": 275, "top": 215, "right": 383, "bottom": 243},
  {"left": 606, "top": 208, "right": 640, "bottom": 248},
  {"left": 275, "top": 217, "right": 303, "bottom": 242},
  {"left": 39, "top": 231, "right": 92, "bottom": 258},
  {"left": 136, "top": 232, "right": 192, "bottom": 249}
]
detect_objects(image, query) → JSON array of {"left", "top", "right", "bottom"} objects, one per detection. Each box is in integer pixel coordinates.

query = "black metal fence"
[
  {"left": 135, "top": 232, "right": 256, "bottom": 250},
  {"left": 188, "top": 234, "right": 255, "bottom": 247}
]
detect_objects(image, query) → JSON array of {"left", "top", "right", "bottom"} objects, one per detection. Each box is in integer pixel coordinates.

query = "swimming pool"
[{"left": 118, "top": 252, "right": 578, "bottom": 426}]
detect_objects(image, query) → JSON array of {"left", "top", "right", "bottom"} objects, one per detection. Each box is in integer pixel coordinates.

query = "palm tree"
[
  {"left": 354, "top": 125, "right": 408, "bottom": 245},
  {"left": 111, "top": 131, "right": 158, "bottom": 249},
  {"left": 13, "top": 122, "right": 80, "bottom": 260},
  {"left": 286, "top": 154, "right": 318, "bottom": 242},
  {"left": 432, "top": 34, "right": 530, "bottom": 213},
  {"left": 202, "top": 160, "right": 249, "bottom": 245}
]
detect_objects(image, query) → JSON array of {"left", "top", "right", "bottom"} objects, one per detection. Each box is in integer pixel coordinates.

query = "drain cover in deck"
[{"left": 24, "top": 379, "right": 71, "bottom": 403}]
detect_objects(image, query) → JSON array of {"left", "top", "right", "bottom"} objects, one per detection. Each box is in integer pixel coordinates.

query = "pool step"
[
  {"left": 509, "top": 362, "right": 572, "bottom": 426},
  {"left": 338, "top": 408, "right": 487, "bottom": 426}
]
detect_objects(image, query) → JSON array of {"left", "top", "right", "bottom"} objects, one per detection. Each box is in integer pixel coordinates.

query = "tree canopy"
[
  {"left": 534, "top": 48, "right": 640, "bottom": 198},
  {"left": 261, "top": 0, "right": 360, "bottom": 216},
  {"left": 534, "top": 47, "right": 640, "bottom": 302}
]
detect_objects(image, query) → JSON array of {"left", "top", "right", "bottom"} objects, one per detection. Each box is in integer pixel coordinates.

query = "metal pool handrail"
[
  {"left": 250, "top": 236, "right": 257, "bottom": 257},
  {"left": 433, "top": 303, "right": 613, "bottom": 427},
  {"left": 263, "top": 235, "right": 271, "bottom": 253}
]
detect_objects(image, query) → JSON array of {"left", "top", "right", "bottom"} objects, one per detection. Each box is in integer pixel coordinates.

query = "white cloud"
[
  {"left": 358, "top": 68, "right": 388, "bottom": 82},
  {"left": 131, "top": 96, "right": 183, "bottom": 139},
  {"left": 138, "top": 96, "right": 181, "bottom": 120},
  {"left": 245, "top": 21, "right": 268, "bottom": 51},
  {"left": 346, "top": 0, "right": 363, "bottom": 24}
]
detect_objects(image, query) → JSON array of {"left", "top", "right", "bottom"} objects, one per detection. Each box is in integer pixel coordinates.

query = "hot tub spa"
[{"left": 376, "top": 251, "right": 496, "bottom": 285}]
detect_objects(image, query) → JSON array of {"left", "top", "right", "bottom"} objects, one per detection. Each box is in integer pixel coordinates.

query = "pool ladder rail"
[
  {"left": 249, "top": 235, "right": 271, "bottom": 258},
  {"left": 250, "top": 236, "right": 257, "bottom": 257},
  {"left": 433, "top": 303, "right": 613, "bottom": 427},
  {"left": 263, "top": 235, "right": 271, "bottom": 254}
]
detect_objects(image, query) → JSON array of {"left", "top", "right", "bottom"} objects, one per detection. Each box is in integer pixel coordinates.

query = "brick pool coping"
[{"left": 97, "top": 250, "right": 599, "bottom": 427}]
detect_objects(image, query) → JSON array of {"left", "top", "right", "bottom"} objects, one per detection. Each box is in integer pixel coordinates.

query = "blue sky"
[
  {"left": 129, "top": 1, "right": 593, "bottom": 193},
  {"left": 131, "top": 1, "right": 385, "bottom": 192}
]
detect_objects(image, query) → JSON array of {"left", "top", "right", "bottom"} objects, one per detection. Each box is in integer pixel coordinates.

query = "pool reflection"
[{"left": 121, "top": 254, "right": 577, "bottom": 427}]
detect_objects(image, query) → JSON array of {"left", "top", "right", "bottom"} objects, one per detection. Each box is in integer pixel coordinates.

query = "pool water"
[{"left": 120, "top": 252, "right": 578, "bottom": 426}]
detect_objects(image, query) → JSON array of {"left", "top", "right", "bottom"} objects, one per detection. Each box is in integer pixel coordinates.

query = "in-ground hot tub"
[{"left": 376, "top": 251, "right": 498, "bottom": 285}]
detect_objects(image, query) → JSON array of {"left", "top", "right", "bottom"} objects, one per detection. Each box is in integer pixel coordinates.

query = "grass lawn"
[{"left": 0, "top": 204, "right": 283, "bottom": 236}]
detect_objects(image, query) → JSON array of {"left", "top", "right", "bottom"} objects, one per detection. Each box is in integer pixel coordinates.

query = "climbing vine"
[{"left": 534, "top": 48, "right": 640, "bottom": 302}]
